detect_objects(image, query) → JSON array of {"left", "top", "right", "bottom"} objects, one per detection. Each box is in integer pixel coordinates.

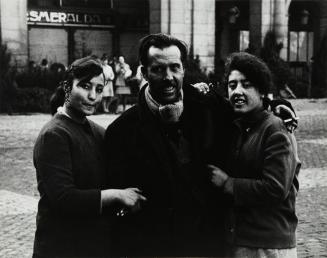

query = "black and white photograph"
[{"left": 0, "top": 0, "right": 326, "bottom": 257}]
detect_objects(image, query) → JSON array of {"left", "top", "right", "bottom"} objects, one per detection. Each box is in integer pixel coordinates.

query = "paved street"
[{"left": 1, "top": 99, "right": 327, "bottom": 257}]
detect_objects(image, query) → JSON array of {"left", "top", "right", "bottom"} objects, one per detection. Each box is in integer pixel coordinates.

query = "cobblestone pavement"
[{"left": 0, "top": 99, "right": 327, "bottom": 257}]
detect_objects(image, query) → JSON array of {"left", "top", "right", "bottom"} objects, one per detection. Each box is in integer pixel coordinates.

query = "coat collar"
[{"left": 233, "top": 109, "right": 270, "bottom": 132}]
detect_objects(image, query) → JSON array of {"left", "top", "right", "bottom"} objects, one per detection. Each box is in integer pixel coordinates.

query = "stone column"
[
  {"left": 249, "top": 0, "right": 290, "bottom": 59},
  {"left": 249, "top": 0, "right": 263, "bottom": 55},
  {"left": 149, "top": 0, "right": 162, "bottom": 34},
  {"left": 272, "top": 0, "right": 291, "bottom": 59},
  {"left": 149, "top": 0, "right": 192, "bottom": 45},
  {"left": 0, "top": 0, "right": 28, "bottom": 67},
  {"left": 193, "top": 0, "right": 215, "bottom": 72},
  {"left": 149, "top": 0, "right": 215, "bottom": 72}
]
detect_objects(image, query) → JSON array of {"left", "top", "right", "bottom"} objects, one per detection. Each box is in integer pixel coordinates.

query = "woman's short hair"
[
  {"left": 64, "top": 55, "right": 103, "bottom": 86},
  {"left": 50, "top": 55, "right": 104, "bottom": 115},
  {"left": 223, "top": 52, "right": 273, "bottom": 95},
  {"left": 138, "top": 33, "right": 188, "bottom": 67}
]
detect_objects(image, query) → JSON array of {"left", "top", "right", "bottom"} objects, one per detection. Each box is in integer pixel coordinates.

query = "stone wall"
[{"left": 0, "top": 0, "right": 28, "bottom": 67}]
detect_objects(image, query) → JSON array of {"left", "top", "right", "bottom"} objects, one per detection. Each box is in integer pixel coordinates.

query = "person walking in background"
[
  {"left": 207, "top": 52, "right": 301, "bottom": 258},
  {"left": 33, "top": 56, "right": 146, "bottom": 258},
  {"left": 101, "top": 54, "right": 115, "bottom": 113},
  {"left": 114, "top": 55, "right": 132, "bottom": 113},
  {"left": 40, "top": 58, "right": 49, "bottom": 74}
]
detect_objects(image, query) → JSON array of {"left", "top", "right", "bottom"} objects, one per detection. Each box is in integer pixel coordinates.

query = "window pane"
[
  {"left": 289, "top": 31, "right": 314, "bottom": 62},
  {"left": 308, "top": 32, "right": 314, "bottom": 61},
  {"left": 289, "top": 31, "right": 298, "bottom": 62},
  {"left": 298, "top": 31, "right": 307, "bottom": 62},
  {"left": 239, "top": 30, "right": 249, "bottom": 51}
]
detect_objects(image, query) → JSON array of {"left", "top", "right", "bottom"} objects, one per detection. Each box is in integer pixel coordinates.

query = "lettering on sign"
[{"left": 27, "top": 10, "right": 113, "bottom": 26}]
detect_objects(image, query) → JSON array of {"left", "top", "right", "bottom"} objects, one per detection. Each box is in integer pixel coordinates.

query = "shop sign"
[{"left": 27, "top": 10, "right": 114, "bottom": 27}]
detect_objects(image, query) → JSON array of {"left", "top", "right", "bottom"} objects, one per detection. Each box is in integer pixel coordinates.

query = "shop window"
[
  {"left": 288, "top": 31, "right": 313, "bottom": 62},
  {"left": 239, "top": 30, "right": 249, "bottom": 51}
]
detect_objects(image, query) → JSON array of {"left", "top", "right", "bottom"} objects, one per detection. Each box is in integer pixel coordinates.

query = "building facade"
[
  {"left": 1, "top": 0, "right": 326, "bottom": 95},
  {"left": 0, "top": 0, "right": 149, "bottom": 68}
]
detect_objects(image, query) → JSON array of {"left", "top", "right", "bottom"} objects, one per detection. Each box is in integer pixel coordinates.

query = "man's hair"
[
  {"left": 138, "top": 33, "right": 188, "bottom": 67},
  {"left": 223, "top": 52, "right": 273, "bottom": 95}
]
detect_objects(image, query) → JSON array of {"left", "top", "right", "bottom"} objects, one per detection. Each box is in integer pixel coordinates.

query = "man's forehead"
[{"left": 148, "top": 45, "right": 182, "bottom": 61}]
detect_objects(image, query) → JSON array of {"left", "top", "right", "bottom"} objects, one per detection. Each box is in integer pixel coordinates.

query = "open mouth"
[
  {"left": 232, "top": 97, "right": 246, "bottom": 106},
  {"left": 83, "top": 103, "right": 95, "bottom": 109},
  {"left": 163, "top": 86, "right": 175, "bottom": 92},
  {"left": 162, "top": 86, "right": 177, "bottom": 96}
]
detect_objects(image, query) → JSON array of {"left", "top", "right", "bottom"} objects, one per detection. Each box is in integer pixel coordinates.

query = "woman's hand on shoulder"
[{"left": 191, "top": 82, "right": 211, "bottom": 95}]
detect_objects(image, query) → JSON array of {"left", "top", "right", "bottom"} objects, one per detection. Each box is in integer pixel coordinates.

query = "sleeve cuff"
[
  {"left": 100, "top": 191, "right": 103, "bottom": 214},
  {"left": 223, "top": 177, "right": 234, "bottom": 195}
]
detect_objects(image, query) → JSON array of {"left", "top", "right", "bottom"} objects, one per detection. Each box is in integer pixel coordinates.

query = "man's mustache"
[
  {"left": 231, "top": 94, "right": 246, "bottom": 102},
  {"left": 161, "top": 78, "right": 178, "bottom": 88}
]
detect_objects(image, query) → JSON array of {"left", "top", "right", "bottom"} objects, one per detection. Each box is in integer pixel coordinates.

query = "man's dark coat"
[{"left": 104, "top": 86, "right": 231, "bottom": 256}]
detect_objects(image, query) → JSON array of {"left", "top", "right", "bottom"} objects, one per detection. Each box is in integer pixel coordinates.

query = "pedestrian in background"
[
  {"left": 114, "top": 55, "right": 132, "bottom": 112},
  {"left": 33, "top": 55, "right": 146, "bottom": 258},
  {"left": 207, "top": 52, "right": 301, "bottom": 258},
  {"left": 101, "top": 54, "right": 115, "bottom": 113},
  {"left": 40, "top": 58, "right": 49, "bottom": 74}
]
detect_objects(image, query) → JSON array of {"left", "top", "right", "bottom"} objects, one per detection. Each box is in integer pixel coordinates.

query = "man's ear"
[{"left": 141, "top": 66, "right": 148, "bottom": 80}]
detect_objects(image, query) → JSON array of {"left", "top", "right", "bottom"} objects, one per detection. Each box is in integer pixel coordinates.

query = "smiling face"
[
  {"left": 66, "top": 74, "right": 104, "bottom": 117},
  {"left": 143, "top": 45, "right": 184, "bottom": 104},
  {"left": 228, "top": 70, "right": 263, "bottom": 115}
]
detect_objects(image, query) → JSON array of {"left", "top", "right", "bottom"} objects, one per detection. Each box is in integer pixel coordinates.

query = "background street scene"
[{"left": 0, "top": 98, "right": 327, "bottom": 257}]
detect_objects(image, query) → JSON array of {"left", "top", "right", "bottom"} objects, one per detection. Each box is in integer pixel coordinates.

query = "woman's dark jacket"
[
  {"left": 33, "top": 114, "right": 111, "bottom": 257},
  {"left": 225, "top": 110, "right": 301, "bottom": 249}
]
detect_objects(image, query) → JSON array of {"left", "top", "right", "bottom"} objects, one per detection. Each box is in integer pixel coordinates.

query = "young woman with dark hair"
[
  {"left": 209, "top": 52, "right": 300, "bottom": 258},
  {"left": 33, "top": 56, "right": 146, "bottom": 257}
]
